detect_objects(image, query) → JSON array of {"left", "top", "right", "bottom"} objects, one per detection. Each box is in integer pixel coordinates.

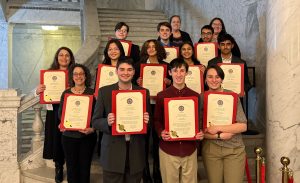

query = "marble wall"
[
  {"left": 0, "top": 22, "right": 8, "bottom": 89},
  {"left": 96, "top": 0, "right": 145, "bottom": 10}
]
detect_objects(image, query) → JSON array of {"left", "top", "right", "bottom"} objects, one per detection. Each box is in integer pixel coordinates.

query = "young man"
[
  {"left": 208, "top": 33, "right": 251, "bottom": 93},
  {"left": 198, "top": 24, "right": 214, "bottom": 43},
  {"left": 157, "top": 21, "right": 175, "bottom": 47},
  {"left": 114, "top": 22, "right": 140, "bottom": 63},
  {"left": 92, "top": 58, "right": 151, "bottom": 183},
  {"left": 154, "top": 58, "right": 204, "bottom": 183}
]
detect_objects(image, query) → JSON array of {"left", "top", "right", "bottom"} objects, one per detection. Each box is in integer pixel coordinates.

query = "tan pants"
[
  {"left": 202, "top": 141, "right": 246, "bottom": 183},
  {"left": 159, "top": 148, "right": 197, "bottom": 183}
]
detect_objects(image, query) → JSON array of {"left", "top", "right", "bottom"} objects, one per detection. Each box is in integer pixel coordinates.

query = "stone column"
[
  {"left": 266, "top": 0, "right": 300, "bottom": 182},
  {"left": 0, "top": 89, "right": 21, "bottom": 183}
]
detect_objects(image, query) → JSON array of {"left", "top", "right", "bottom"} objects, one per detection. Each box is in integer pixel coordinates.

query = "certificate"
[
  {"left": 40, "top": 70, "right": 68, "bottom": 104},
  {"left": 164, "top": 97, "right": 199, "bottom": 141},
  {"left": 164, "top": 46, "right": 179, "bottom": 63},
  {"left": 94, "top": 64, "right": 118, "bottom": 96},
  {"left": 194, "top": 42, "right": 218, "bottom": 67},
  {"left": 218, "top": 63, "right": 245, "bottom": 96},
  {"left": 185, "top": 66, "right": 204, "bottom": 94},
  {"left": 203, "top": 91, "right": 238, "bottom": 129},
  {"left": 112, "top": 90, "right": 147, "bottom": 135},
  {"left": 140, "top": 64, "right": 167, "bottom": 97},
  {"left": 60, "top": 94, "right": 93, "bottom": 131},
  {"left": 120, "top": 40, "right": 132, "bottom": 56}
]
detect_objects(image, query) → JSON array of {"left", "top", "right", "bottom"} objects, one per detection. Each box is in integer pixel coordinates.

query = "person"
[
  {"left": 35, "top": 46, "right": 75, "bottom": 183},
  {"left": 92, "top": 58, "right": 151, "bottom": 183},
  {"left": 169, "top": 15, "right": 192, "bottom": 46},
  {"left": 154, "top": 58, "right": 204, "bottom": 183},
  {"left": 102, "top": 39, "right": 126, "bottom": 66},
  {"left": 207, "top": 33, "right": 251, "bottom": 93},
  {"left": 157, "top": 21, "right": 176, "bottom": 47},
  {"left": 197, "top": 25, "right": 214, "bottom": 43},
  {"left": 202, "top": 65, "right": 247, "bottom": 183},
  {"left": 58, "top": 63, "right": 97, "bottom": 183},
  {"left": 209, "top": 17, "right": 241, "bottom": 58},
  {"left": 114, "top": 22, "right": 140, "bottom": 63},
  {"left": 179, "top": 41, "right": 205, "bottom": 73}
]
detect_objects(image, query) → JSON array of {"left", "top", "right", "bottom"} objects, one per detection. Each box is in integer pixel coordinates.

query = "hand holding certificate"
[
  {"left": 164, "top": 97, "right": 199, "bottom": 141},
  {"left": 194, "top": 42, "right": 218, "bottom": 67},
  {"left": 60, "top": 94, "right": 93, "bottom": 131},
  {"left": 94, "top": 64, "right": 119, "bottom": 96},
  {"left": 203, "top": 91, "right": 238, "bottom": 129},
  {"left": 112, "top": 90, "right": 147, "bottom": 135},
  {"left": 40, "top": 70, "right": 68, "bottom": 104}
]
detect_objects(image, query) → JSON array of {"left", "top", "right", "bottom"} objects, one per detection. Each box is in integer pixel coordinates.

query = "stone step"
[
  {"left": 100, "top": 26, "right": 158, "bottom": 32},
  {"left": 100, "top": 31, "right": 158, "bottom": 38},
  {"left": 100, "top": 36, "right": 157, "bottom": 43},
  {"left": 98, "top": 8, "right": 165, "bottom": 16},
  {"left": 99, "top": 21, "right": 161, "bottom": 28},
  {"left": 98, "top": 13, "right": 167, "bottom": 20},
  {"left": 99, "top": 17, "right": 166, "bottom": 24}
]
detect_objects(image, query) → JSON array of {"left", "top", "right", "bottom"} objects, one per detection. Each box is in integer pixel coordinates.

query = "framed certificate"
[
  {"left": 185, "top": 66, "right": 204, "bottom": 94},
  {"left": 40, "top": 70, "right": 68, "bottom": 104},
  {"left": 164, "top": 46, "right": 179, "bottom": 63},
  {"left": 203, "top": 91, "right": 238, "bottom": 129},
  {"left": 112, "top": 90, "right": 147, "bottom": 135},
  {"left": 60, "top": 94, "right": 93, "bottom": 131},
  {"left": 120, "top": 40, "right": 132, "bottom": 56},
  {"left": 94, "top": 64, "right": 118, "bottom": 96},
  {"left": 140, "top": 64, "right": 167, "bottom": 97},
  {"left": 194, "top": 42, "right": 218, "bottom": 67},
  {"left": 164, "top": 97, "right": 199, "bottom": 141},
  {"left": 218, "top": 63, "right": 245, "bottom": 96}
]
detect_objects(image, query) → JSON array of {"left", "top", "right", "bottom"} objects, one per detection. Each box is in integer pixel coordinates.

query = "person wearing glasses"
[{"left": 198, "top": 25, "right": 214, "bottom": 43}]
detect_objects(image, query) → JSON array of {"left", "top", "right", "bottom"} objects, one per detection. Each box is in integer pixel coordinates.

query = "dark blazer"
[
  {"left": 208, "top": 56, "right": 252, "bottom": 92},
  {"left": 92, "top": 83, "right": 151, "bottom": 174},
  {"left": 130, "top": 44, "right": 140, "bottom": 64}
]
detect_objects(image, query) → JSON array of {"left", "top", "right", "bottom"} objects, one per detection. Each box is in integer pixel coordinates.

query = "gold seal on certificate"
[
  {"left": 94, "top": 64, "right": 118, "bottom": 96},
  {"left": 40, "top": 70, "right": 67, "bottom": 104},
  {"left": 194, "top": 42, "right": 218, "bottom": 67},
  {"left": 60, "top": 94, "right": 93, "bottom": 130},
  {"left": 164, "top": 97, "right": 199, "bottom": 140},
  {"left": 218, "top": 63, "right": 244, "bottom": 96},
  {"left": 112, "top": 90, "right": 147, "bottom": 135},
  {"left": 203, "top": 92, "right": 238, "bottom": 129},
  {"left": 185, "top": 66, "right": 204, "bottom": 94},
  {"left": 119, "top": 40, "right": 132, "bottom": 56},
  {"left": 141, "top": 64, "right": 167, "bottom": 97},
  {"left": 164, "top": 47, "right": 179, "bottom": 63}
]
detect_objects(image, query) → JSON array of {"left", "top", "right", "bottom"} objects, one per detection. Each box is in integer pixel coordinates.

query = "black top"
[{"left": 171, "top": 30, "right": 193, "bottom": 46}]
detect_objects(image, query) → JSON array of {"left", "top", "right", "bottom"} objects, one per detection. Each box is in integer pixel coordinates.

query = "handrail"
[{"left": 18, "top": 92, "right": 39, "bottom": 113}]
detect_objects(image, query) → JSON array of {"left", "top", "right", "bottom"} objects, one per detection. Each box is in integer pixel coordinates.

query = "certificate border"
[
  {"left": 140, "top": 63, "right": 167, "bottom": 98},
  {"left": 194, "top": 42, "right": 218, "bottom": 65},
  {"left": 203, "top": 91, "right": 238, "bottom": 129},
  {"left": 187, "top": 65, "right": 205, "bottom": 94},
  {"left": 40, "top": 70, "right": 68, "bottom": 104},
  {"left": 217, "top": 63, "right": 245, "bottom": 96},
  {"left": 111, "top": 90, "right": 147, "bottom": 135},
  {"left": 163, "top": 46, "right": 179, "bottom": 63},
  {"left": 119, "top": 40, "right": 133, "bottom": 56},
  {"left": 94, "top": 64, "right": 116, "bottom": 97},
  {"left": 60, "top": 93, "right": 94, "bottom": 131},
  {"left": 164, "top": 96, "right": 199, "bottom": 141}
]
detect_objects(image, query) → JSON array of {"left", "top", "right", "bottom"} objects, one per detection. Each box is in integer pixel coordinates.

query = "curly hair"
[
  {"left": 49, "top": 46, "right": 75, "bottom": 70},
  {"left": 140, "top": 39, "right": 166, "bottom": 63},
  {"left": 102, "top": 39, "right": 126, "bottom": 65},
  {"left": 68, "top": 63, "right": 92, "bottom": 87}
]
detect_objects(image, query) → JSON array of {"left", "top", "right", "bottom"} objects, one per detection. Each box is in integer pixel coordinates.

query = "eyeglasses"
[
  {"left": 116, "top": 29, "right": 128, "bottom": 33},
  {"left": 201, "top": 32, "right": 212, "bottom": 36},
  {"left": 73, "top": 73, "right": 85, "bottom": 77},
  {"left": 108, "top": 48, "right": 120, "bottom": 52},
  {"left": 212, "top": 23, "right": 222, "bottom": 27}
]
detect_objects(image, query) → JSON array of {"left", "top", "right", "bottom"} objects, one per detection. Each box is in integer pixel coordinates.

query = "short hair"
[
  {"left": 169, "top": 58, "right": 189, "bottom": 72},
  {"left": 116, "top": 57, "right": 135, "bottom": 69},
  {"left": 140, "top": 39, "right": 166, "bottom": 63},
  {"left": 103, "top": 39, "right": 126, "bottom": 65},
  {"left": 49, "top": 46, "right": 75, "bottom": 70},
  {"left": 209, "top": 17, "right": 226, "bottom": 35},
  {"left": 157, "top": 21, "right": 172, "bottom": 32},
  {"left": 217, "top": 33, "right": 235, "bottom": 45},
  {"left": 114, "top": 22, "right": 129, "bottom": 33},
  {"left": 204, "top": 65, "right": 225, "bottom": 80},
  {"left": 169, "top": 15, "right": 181, "bottom": 23},
  {"left": 68, "top": 63, "right": 92, "bottom": 87},
  {"left": 201, "top": 25, "right": 214, "bottom": 34}
]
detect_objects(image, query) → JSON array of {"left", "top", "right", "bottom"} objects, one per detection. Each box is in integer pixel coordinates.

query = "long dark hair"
[
  {"left": 209, "top": 17, "right": 227, "bottom": 35},
  {"left": 68, "top": 63, "right": 92, "bottom": 87},
  {"left": 179, "top": 41, "right": 200, "bottom": 65},
  {"left": 140, "top": 39, "right": 166, "bottom": 63},
  {"left": 102, "top": 39, "right": 125, "bottom": 65},
  {"left": 49, "top": 47, "right": 75, "bottom": 70}
]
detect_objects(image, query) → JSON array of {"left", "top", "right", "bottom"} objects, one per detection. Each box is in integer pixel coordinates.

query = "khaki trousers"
[
  {"left": 202, "top": 141, "right": 246, "bottom": 183},
  {"left": 159, "top": 148, "right": 197, "bottom": 183}
]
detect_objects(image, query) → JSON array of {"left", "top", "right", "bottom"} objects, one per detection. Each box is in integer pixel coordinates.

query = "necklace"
[{"left": 72, "top": 86, "right": 86, "bottom": 94}]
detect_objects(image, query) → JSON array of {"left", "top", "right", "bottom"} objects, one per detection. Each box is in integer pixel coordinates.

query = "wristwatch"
[{"left": 217, "top": 132, "right": 221, "bottom": 140}]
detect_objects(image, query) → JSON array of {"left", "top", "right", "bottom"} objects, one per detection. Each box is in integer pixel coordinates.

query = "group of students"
[{"left": 34, "top": 15, "right": 250, "bottom": 183}]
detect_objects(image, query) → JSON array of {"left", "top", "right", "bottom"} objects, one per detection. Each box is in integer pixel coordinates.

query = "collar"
[
  {"left": 221, "top": 54, "right": 232, "bottom": 63},
  {"left": 169, "top": 84, "right": 188, "bottom": 95}
]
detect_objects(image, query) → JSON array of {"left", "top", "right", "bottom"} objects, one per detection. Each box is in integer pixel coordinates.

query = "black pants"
[{"left": 61, "top": 133, "right": 97, "bottom": 183}]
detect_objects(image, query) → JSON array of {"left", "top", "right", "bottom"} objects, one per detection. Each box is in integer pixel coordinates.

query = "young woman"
[
  {"left": 202, "top": 65, "right": 247, "bottom": 183},
  {"left": 35, "top": 47, "right": 75, "bottom": 183},
  {"left": 102, "top": 39, "right": 125, "bottom": 66},
  {"left": 58, "top": 64, "right": 97, "bottom": 183},
  {"left": 169, "top": 15, "right": 192, "bottom": 46}
]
